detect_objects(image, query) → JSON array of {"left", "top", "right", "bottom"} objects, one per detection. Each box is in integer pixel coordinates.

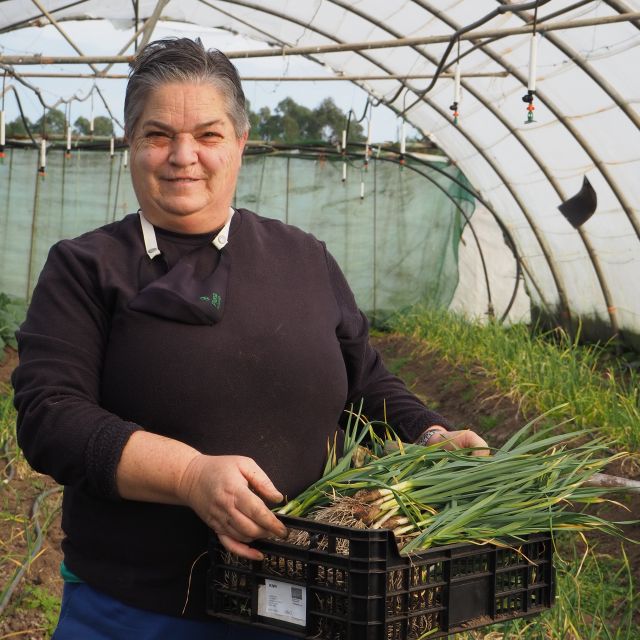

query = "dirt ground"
[{"left": 0, "top": 335, "right": 638, "bottom": 638}]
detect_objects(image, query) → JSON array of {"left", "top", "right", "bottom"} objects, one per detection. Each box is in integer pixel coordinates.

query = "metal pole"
[
  {"left": 285, "top": 156, "right": 290, "bottom": 225},
  {"left": 112, "top": 152, "right": 124, "bottom": 222},
  {"left": 61, "top": 148, "right": 68, "bottom": 238},
  {"left": 6, "top": 72, "right": 510, "bottom": 80},
  {"left": 0, "top": 0, "right": 89, "bottom": 36},
  {"left": 100, "top": 21, "right": 151, "bottom": 76},
  {"left": 29, "top": 0, "right": 100, "bottom": 74},
  {"left": 137, "top": 0, "right": 171, "bottom": 50},
  {"left": 106, "top": 154, "right": 115, "bottom": 223},
  {"left": 1, "top": 12, "right": 638, "bottom": 65},
  {"left": 27, "top": 160, "right": 42, "bottom": 302},
  {"left": 372, "top": 157, "right": 377, "bottom": 324}
]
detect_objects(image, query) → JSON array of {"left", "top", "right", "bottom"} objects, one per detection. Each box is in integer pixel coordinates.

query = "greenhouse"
[{"left": 0, "top": 2, "right": 639, "bottom": 639}]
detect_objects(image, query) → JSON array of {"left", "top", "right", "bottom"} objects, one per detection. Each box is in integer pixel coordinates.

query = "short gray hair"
[{"left": 124, "top": 37, "right": 250, "bottom": 138}]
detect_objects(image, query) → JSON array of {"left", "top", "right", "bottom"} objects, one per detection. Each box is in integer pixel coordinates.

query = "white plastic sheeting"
[
  {"left": 450, "top": 203, "right": 532, "bottom": 325},
  {"left": 1, "top": 0, "right": 639, "bottom": 342}
]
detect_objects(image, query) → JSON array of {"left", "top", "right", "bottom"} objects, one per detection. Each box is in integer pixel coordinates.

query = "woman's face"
[{"left": 128, "top": 82, "right": 248, "bottom": 233}]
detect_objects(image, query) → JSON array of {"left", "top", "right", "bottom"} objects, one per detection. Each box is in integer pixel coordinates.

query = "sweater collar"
[{"left": 138, "top": 208, "right": 234, "bottom": 260}]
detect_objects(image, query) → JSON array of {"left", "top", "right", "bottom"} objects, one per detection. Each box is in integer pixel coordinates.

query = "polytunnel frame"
[
  {"left": 202, "top": 0, "right": 561, "bottom": 317},
  {"left": 196, "top": 0, "right": 627, "bottom": 335},
  {"left": 1, "top": 1, "right": 638, "bottom": 338},
  {"left": 320, "top": 0, "right": 635, "bottom": 338},
  {"left": 257, "top": 144, "right": 509, "bottom": 321},
  {"left": 0, "top": 0, "right": 602, "bottom": 325},
  {"left": 321, "top": 0, "right": 569, "bottom": 320},
  {"left": 247, "top": 141, "right": 536, "bottom": 322}
]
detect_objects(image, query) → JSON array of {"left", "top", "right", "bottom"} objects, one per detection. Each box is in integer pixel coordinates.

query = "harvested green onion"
[{"left": 278, "top": 409, "right": 634, "bottom": 554}]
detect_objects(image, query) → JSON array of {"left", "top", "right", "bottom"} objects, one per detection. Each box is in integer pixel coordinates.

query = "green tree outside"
[
  {"left": 2, "top": 96, "right": 360, "bottom": 144},
  {"left": 34, "top": 108, "right": 66, "bottom": 135},
  {"left": 4, "top": 116, "right": 32, "bottom": 138},
  {"left": 74, "top": 116, "right": 114, "bottom": 136},
  {"left": 248, "top": 97, "right": 365, "bottom": 143}
]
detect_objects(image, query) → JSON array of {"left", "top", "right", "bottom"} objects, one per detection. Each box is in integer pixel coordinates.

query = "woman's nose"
[{"left": 169, "top": 134, "right": 198, "bottom": 165}]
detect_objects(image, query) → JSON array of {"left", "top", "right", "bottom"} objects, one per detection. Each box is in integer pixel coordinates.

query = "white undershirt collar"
[{"left": 138, "top": 207, "right": 234, "bottom": 259}]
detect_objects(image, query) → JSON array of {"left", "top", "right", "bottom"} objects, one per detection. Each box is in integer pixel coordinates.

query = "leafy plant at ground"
[
  {"left": 477, "top": 538, "right": 638, "bottom": 640},
  {"left": 20, "top": 583, "right": 61, "bottom": 637},
  {"left": 1, "top": 390, "right": 63, "bottom": 639},
  {"left": 387, "top": 307, "right": 640, "bottom": 452},
  {"left": 0, "top": 293, "right": 26, "bottom": 359}
]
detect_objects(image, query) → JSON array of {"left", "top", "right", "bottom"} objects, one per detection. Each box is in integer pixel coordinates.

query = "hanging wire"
[
  {"left": 89, "top": 87, "right": 95, "bottom": 136},
  {"left": 0, "top": 64, "right": 126, "bottom": 140},
  {"left": 38, "top": 105, "right": 46, "bottom": 176},
  {"left": 437, "top": 0, "right": 599, "bottom": 77},
  {"left": 294, "top": 0, "right": 324, "bottom": 46},
  {"left": 343, "top": 96, "right": 371, "bottom": 154},
  {"left": 1, "top": 71, "right": 6, "bottom": 158},
  {"left": 399, "top": 0, "right": 552, "bottom": 116},
  {"left": 65, "top": 101, "right": 72, "bottom": 158},
  {"left": 364, "top": 100, "right": 373, "bottom": 170},
  {"left": 0, "top": 63, "right": 106, "bottom": 147},
  {"left": 397, "top": 92, "right": 410, "bottom": 166},
  {"left": 522, "top": 0, "right": 541, "bottom": 123},
  {"left": 93, "top": 84, "right": 125, "bottom": 133},
  {"left": 449, "top": 39, "right": 461, "bottom": 125},
  {"left": 0, "top": 85, "right": 38, "bottom": 146},
  {"left": 353, "top": 97, "right": 371, "bottom": 124},
  {"left": 1, "top": 64, "right": 81, "bottom": 112}
]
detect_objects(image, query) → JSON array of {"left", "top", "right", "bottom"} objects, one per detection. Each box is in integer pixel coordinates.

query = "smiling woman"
[
  {"left": 10, "top": 37, "right": 487, "bottom": 640},
  {"left": 128, "top": 83, "right": 248, "bottom": 233}
]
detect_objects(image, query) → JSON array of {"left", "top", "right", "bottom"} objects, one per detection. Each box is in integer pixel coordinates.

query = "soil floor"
[{"left": 0, "top": 335, "right": 638, "bottom": 638}]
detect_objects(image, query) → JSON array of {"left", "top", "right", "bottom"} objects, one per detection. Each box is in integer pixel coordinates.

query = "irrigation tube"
[
  {"left": 1, "top": 441, "right": 15, "bottom": 484},
  {"left": 317, "top": 0, "right": 571, "bottom": 326},
  {"left": 26, "top": 160, "right": 42, "bottom": 302},
  {"left": 0, "top": 486, "right": 63, "bottom": 617}
]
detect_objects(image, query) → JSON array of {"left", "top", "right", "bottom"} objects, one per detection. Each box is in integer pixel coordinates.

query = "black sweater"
[{"left": 12, "top": 209, "right": 448, "bottom": 617}]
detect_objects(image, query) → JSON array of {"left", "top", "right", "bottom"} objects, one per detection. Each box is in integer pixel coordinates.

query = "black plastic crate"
[{"left": 206, "top": 515, "right": 555, "bottom": 639}]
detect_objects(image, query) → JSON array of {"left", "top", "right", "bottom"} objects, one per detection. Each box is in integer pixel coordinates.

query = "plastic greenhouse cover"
[{"left": 0, "top": 0, "right": 639, "bottom": 344}]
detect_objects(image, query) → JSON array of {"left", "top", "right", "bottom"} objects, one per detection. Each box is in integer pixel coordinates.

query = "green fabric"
[
  {"left": 0, "top": 149, "right": 473, "bottom": 317},
  {"left": 60, "top": 560, "right": 83, "bottom": 583}
]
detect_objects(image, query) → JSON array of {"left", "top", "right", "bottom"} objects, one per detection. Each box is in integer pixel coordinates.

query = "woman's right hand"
[
  {"left": 116, "top": 432, "right": 287, "bottom": 560},
  {"left": 177, "top": 454, "right": 288, "bottom": 560}
]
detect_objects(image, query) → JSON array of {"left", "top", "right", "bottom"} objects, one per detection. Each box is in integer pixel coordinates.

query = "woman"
[{"left": 12, "top": 38, "right": 487, "bottom": 638}]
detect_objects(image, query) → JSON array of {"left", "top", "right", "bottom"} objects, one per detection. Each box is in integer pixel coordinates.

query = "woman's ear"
[{"left": 237, "top": 131, "right": 249, "bottom": 164}]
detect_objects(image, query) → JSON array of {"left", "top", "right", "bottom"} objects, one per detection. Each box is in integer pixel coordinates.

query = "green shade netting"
[{"left": 0, "top": 148, "right": 474, "bottom": 318}]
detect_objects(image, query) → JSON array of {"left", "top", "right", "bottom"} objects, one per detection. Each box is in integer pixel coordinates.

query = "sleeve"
[
  {"left": 325, "top": 248, "right": 451, "bottom": 442},
  {"left": 11, "top": 239, "right": 142, "bottom": 499}
]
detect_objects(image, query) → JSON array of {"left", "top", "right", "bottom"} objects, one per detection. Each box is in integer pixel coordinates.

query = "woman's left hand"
[{"left": 417, "top": 426, "right": 490, "bottom": 456}]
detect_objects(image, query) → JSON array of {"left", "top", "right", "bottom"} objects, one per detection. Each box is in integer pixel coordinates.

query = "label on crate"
[{"left": 257, "top": 578, "right": 306, "bottom": 626}]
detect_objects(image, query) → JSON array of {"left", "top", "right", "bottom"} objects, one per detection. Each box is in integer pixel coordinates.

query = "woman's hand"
[
  {"left": 177, "top": 454, "right": 288, "bottom": 560},
  {"left": 116, "top": 432, "right": 287, "bottom": 560},
  {"left": 416, "top": 425, "right": 490, "bottom": 456}
]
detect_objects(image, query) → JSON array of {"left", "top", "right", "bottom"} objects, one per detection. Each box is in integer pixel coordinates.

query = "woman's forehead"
[{"left": 139, "top": 82, "right": 232, "bottom": 126}]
